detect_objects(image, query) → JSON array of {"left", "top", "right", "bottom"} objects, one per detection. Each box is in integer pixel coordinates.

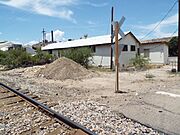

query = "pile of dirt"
[{"left": 37, "top": 57, "right": 94, "bottom": 80}]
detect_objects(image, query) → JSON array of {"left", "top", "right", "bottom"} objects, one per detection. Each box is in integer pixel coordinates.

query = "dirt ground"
[{"left": 0, "top": 65, "right": 180, "bottom": 134}]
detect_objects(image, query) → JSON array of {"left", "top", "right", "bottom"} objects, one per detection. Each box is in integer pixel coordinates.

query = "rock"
[
  {"left": 101, "top": 95, "right": 107, "bottom": 98},
  {"left": 53, "top": 100, "right": 160, "bottom": 135}
]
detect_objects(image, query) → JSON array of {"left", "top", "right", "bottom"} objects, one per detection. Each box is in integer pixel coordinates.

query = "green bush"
[
  {"left": 130, "top": 55, "right": 149, "bottom": 69},
  {"left": 0, "top": 49, "right": 32, "bottom": 69},
  {"left": 168, "top": 37, "right": 178, "bottom": 56},
  {"left": 60, "top": 47, "right": 93, "bottom": 68},
  {"left": 0, "top": 48, "right": 54, "bottom": 69},
  {"left": 32, "top": 49, "right": 54, "bottom": 65},
  {"left": 0, "top": 50, "right": 7, "bottom": 65}
]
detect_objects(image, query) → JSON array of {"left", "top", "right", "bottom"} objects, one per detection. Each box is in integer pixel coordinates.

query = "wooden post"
[
  {"left": 110, "top": 7, "right": 114, "bottom": 69},
  {"left": 115, "top": 22, "right": 120, "bottom": 93}
]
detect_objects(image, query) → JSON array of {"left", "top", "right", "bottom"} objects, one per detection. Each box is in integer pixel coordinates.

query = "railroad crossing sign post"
[{"left": 113, "top": 16, "right": 125, "bottom": 93}]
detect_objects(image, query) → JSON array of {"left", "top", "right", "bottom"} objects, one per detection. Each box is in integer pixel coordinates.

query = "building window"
[
  {"left": 48, "top": 50, "right": 52, "bottom": 54},
  {"left": 131, "top": 45, "right": 136, "bottom": 51},
  {"left": 137, "top": 48, "right": 140, "bottom": 55},
  {"left": 122, "top": 45, "right": 128, "bottom": 51},
  {"left": 144, "top": 49, "right": 150, "bottom": 58},
  {"left": 91, "top": 46, "right": 96, "bottom": 53},
  {"left": 8, "top": 47, "right": 13, "bottom": 50}
]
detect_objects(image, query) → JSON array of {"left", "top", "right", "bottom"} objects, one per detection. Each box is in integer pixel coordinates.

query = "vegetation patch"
[
  {"left": 168, "top": 37, "right": 178, "bottom": 57},
  {"left": 130, "top": 55, "right": 150, "bottom": 70},
  {"left": 60, "top": 47, "right": 93, "bottom": 68},
  {"left": 0, "top": 49, "right": 54, "bottom": 69}
]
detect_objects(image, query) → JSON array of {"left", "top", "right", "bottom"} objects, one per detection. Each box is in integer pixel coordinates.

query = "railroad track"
[{"left": 0, "top": 82, "right": 96, "bottom": 135}]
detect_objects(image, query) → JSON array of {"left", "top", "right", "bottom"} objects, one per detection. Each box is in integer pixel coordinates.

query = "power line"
[
  {"left": 142, "top": 29, "right": 178, "bottom": 51},
  {"left": 141, "top": 0, "right": 178, "bottom": 40},
  {"left": 171, "top": 28, "right": 178, "bottom": 37}
]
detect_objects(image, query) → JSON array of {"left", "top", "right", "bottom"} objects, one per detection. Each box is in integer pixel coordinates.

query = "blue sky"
[{"left": 0, "top": 0, "right": 178, "bottom": 45}]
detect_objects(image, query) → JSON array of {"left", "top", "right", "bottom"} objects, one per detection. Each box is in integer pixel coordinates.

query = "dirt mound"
[{"left": 37, "top": 57, "right": 93, "bottom": 80}]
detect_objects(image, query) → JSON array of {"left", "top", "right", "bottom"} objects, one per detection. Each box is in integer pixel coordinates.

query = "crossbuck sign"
[
  {"left": 112, "top": 16, "right": 126, "bottom": 55},
  {"left": 112, "top": 16, "right": 126, "bottom": 93}
]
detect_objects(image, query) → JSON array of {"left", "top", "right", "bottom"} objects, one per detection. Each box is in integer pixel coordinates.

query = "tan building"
[{"left": 140, "top": 37, "right": 172, "bottom": 64}]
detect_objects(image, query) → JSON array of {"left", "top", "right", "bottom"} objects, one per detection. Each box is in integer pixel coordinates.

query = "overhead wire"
[
  {"left": 170, "top": 28, "right": 178, "bottom": 37},
  {"left": 142, "top": 28, "right": 178, "bottom": 50},
  {"left": 141, "top": 0, "right": 178, "bottom": 40}
]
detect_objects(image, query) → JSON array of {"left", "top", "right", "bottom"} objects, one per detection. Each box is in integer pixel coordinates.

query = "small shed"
[{"left": 140, "top": 37, "right": 172, "bottom": 64}]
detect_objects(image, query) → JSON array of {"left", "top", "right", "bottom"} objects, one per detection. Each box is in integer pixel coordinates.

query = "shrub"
[
  {"left": 168, "top": 37, "right": 178, "bottom": 56},
  {"left": 130, "top": 55, "right": 149, "bottom": 69},
  {"left": 32, "top": 49, "right": 54, "bottom": 65},
  {"left": 0, "top": 50, "right": 7, "bottom": 65},
  {"left": 0, "top": 49, "right": 32, "bottom": 69},
  {"left": 60, "top": 47, "right": 93, "bottom": 68},
  {"left": 0, "top": 48, "right": 54, "bottom": 69}
]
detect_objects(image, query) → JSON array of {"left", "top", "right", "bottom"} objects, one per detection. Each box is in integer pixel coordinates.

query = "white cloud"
[
  {"left": 16, "top": 17, "right": 28, "bottom": 22},
  {"left": 85, "top": 2, "right": 108, "bottom": 7},
  {"left": 46, "top": 29, "right": 65, "bottom": 42},
  {"left": 11, "top": 40, "right": 23, "bottom": 44},
  {"left": 25, "top": 40, "right": 39, "bottom": 45},
  {"left": 87, "top": 20, "right": 96, "bottom": 25},
  {"left": 0, "top": 32, "right": 2, "bottom": 35},
  {"left": 134, "top": 13, "right": 178, "bottom": 39},
  {"left": 0, "top": 0, "right": 77, "bottom": 22}
]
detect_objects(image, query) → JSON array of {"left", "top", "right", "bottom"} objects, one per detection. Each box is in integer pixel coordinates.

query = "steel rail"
[{"left": 0, "top": 82, "right": 96, "bottom": 135}]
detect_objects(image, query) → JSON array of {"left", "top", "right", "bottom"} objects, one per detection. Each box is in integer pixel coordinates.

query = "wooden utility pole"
[
  {"left": 115, "top": 22, "right": 120, "bottom": 93},
  {"left": 110, "top": 7, "right": 114, "bottom": 69},
  {"left": 178, "top": 0, "right": 180, "bottom": 72}
]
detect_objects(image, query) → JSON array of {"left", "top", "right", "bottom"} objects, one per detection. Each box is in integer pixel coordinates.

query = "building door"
[{"left": 144, "top": 49, "right": 150, "bottom": 58}]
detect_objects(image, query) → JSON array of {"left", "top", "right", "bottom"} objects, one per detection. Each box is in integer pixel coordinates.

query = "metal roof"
[
  {"left": 42, "top": 32, "right": 131, "bottom": 50},
  {"left": 0, "top": 41, "right": 13, "bottom": 48},
  {"left": 141, "top": 37, "right": 173, "bottom": 45}
]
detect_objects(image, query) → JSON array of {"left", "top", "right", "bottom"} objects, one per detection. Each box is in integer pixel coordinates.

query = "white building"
[
  {"left": 42, "top": 32, "right": 140, "bottom": 67},
  {"left": 140, "top": 37, "right": 172, "bottom": 64},
  {"left": 0, "top": 41, "right": 22, "bottom": 51},
  {"left": 0, "top": 41, "right": 36, "bottom": 55}
]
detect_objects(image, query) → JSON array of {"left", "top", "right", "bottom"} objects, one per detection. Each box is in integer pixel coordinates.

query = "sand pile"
[{"left": 37, "top": 57, "right": 93, "bottom": 80}]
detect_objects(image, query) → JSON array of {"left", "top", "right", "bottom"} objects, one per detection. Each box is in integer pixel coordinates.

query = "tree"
[{"left": 168, "top": 37, "right": 178, "bottom": 56}]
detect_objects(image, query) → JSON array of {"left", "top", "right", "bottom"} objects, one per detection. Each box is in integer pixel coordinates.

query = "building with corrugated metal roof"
[
  {"left": 140, "top": 37, "right": 173, "bottom": 64},
  {"left": 42, "top": 32, "right": 140, "bottom": 67}
]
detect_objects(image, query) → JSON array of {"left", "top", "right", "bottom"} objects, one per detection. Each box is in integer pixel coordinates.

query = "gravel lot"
[{"left": 1, "top": 65, "right": 179, "bottom": 134}]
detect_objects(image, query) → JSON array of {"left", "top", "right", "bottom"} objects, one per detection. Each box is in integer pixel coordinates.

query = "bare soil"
[
  {"left": 36, "top": 57, "right": 96, "bottom": 80},
  {"left": 0, "top": 64, "right": 180, "bottom": 134}
]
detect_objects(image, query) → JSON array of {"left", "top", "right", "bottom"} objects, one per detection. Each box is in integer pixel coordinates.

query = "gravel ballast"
[{"left": 52, "top": 100, "right": 161, "bottom": 135}]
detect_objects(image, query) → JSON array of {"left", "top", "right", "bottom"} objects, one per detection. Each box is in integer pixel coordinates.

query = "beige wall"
[
  {"left": 92, "top": 33, "right": 140, "bottom": 67},
  {"left": 140, "top": 43, "right": 168, "bottom": 64}
]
